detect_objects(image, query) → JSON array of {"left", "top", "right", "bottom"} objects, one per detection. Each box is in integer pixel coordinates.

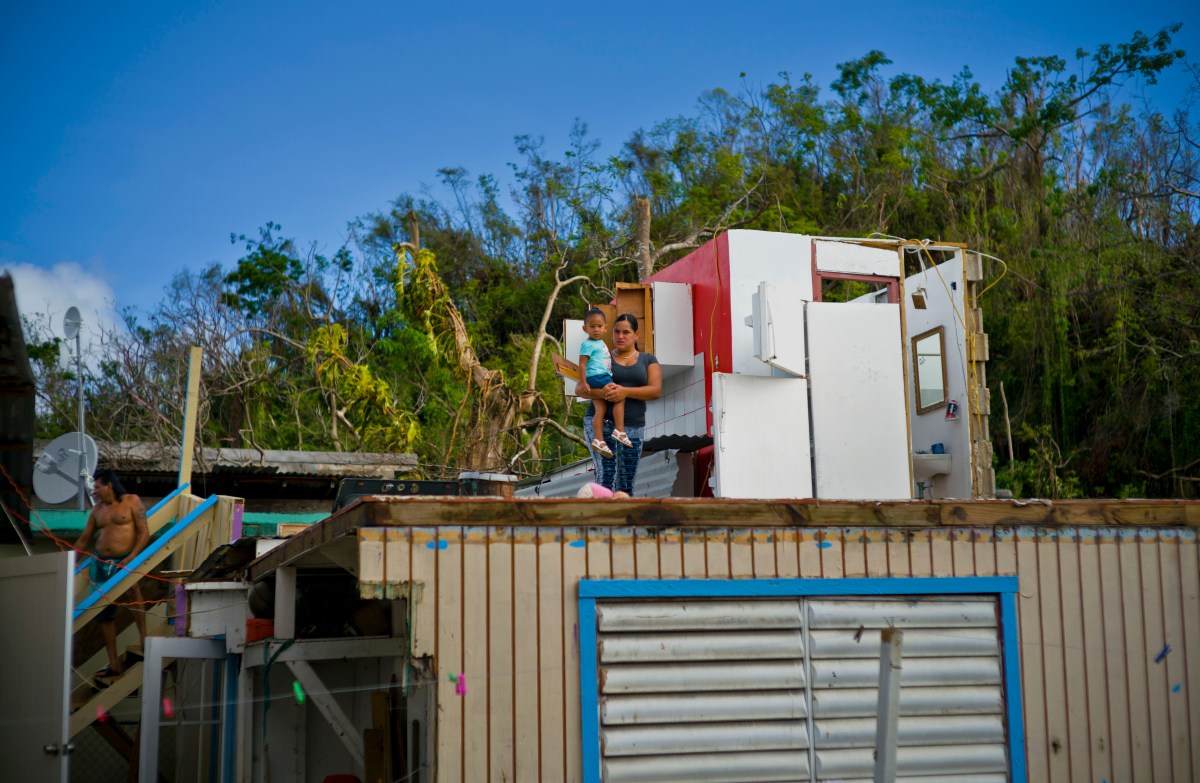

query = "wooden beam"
[
  {"left": 69, "top": 662, "right": 144, "bottom": 737},
  {"left": 243, "top": 637, "right": 404, "bottom": 667},
  {"left": 245, "top": 496, "right": 1200, "bottom": 580},
  {"left": 274, "top": 566, "right": 296, "bottom": 639},
  {"left": 178, "top": 347, "right": 202, "bottom": 489},
  {"left": 286, "top": 659, "right": 366, "bottom": 772}
]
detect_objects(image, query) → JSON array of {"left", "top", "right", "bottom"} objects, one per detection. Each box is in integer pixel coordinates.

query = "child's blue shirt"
[{"left": 579, "top": 338, "right": 611, "bottom": 378}]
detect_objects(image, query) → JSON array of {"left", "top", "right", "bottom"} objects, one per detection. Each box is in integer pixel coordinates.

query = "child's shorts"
[{"left": 587, "top": 372, "right": 613, "bottom": 387}]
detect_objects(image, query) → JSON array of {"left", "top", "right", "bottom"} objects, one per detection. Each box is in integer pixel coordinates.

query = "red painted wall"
[{"left": 647, "top": 232, "right": 732, "bottom": 428}]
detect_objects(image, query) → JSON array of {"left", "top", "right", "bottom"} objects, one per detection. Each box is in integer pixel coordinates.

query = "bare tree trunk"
[
  {"left": 407, "top": 209, "right": 421, "bottom": 250},
  {"left": 524, "top": 273, "right": 590, "bottom": 410},
  {"left": 636, "top": 195, "right": 653, "bottom": 280}
]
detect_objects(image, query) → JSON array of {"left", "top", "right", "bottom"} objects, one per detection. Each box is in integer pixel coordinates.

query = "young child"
[{"left": 579, "top": 308, "right": 633, "bottom": 458}]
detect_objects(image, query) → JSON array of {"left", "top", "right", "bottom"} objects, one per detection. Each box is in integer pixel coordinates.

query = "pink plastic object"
[
  {"left": 455, "top": 673, "right": 467, "bottom": 696},
  {"left": 577, "top": 482, "right": 614, "bottom": 498}
]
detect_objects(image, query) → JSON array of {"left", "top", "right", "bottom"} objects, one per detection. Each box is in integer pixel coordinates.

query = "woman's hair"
[
  {"left": 614, "top": 313, "right": 640, "bottom": 349},
  {"left": 92, "top": 468, "right": 127, "bottom": 500},
  {"left": 584, "top": 307, "right": 607, "bottom": 322}
]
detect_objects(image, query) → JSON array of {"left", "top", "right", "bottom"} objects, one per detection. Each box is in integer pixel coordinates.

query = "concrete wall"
[{"left": 358, "top": 524, "right": 1200, "bottom": 783}]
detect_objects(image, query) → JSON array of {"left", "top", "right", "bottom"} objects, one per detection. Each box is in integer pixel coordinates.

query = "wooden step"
[{"left": 69, "top": 661, "right": 144, "bottom": 738}]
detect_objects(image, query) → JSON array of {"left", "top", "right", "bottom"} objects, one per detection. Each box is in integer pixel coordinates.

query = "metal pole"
[
  {"left": 874, "top": 628, "right": 903, "bottom": 783},
  {"left": 76, "top": 330, "right": 86, "bottom": 510}
]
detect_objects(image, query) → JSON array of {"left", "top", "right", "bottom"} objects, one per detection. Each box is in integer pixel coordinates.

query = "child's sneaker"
[
  {"left": 591, "top": 438, "right": 614, "bottom": 458},
  {"left": 612, "top": 430, "right": 633, "bottom": 448}
]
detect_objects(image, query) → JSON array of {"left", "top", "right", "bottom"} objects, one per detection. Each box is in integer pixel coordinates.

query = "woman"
[{"left": 575, "top": 313, "right": 662, "bottom": 495}]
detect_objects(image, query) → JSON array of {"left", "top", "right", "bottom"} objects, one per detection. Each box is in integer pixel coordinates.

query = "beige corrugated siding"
[{"left": 358, "top": 525, "right": 1200, "bottom": 783}]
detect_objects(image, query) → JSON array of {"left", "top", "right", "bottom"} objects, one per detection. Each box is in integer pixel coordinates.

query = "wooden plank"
[
  {"left": 364, "top": 728, "right": 387, "bottom": 783},
  {"left": 1139, "top": 529, "right": 1172, "bottom": 783},
  {"left": 610, "top": 529, "right": 635, "bottom": 579},
  {"left": 1077, "top": 529, "right": 1112, "bottom": 783},
  {"left": 1158, "top": 530, "right": 1193, "bottom": 783},
  {"left": 1119, "top": 528, "right": 1152, "bottom": 781},
  {"left": 864, "top": 529, "right": 888, "bottom": 577},
  {"left": 633, "top": 527, "right": 658, "bottom": 580},
  {"left": 659, "top": 528, "right": 683, "bottom": 578},
  {"left": 706, "top": 529, "right": 731, "bottom": 578},
  {"left": 1098, "top": 528, "right": 1132, "bottom": 783},
  {"left": 752, "top": 529, "right": 777, "bottom": 578},
  {"left": 1179, "top": 531, "right": 1200, "bottom": 781},
  {"left": 908, "top": 529, "right": 932, "bottom": 577},
  {"left": 487, "top": 528, "right": 514, "bottom": 783},
  {"left": 1015, "top": 526, "right": 1048, "bottom": 783},
  {"left": 842, "top": 527, "right": 866, "bottom": 578},
  {"left": 1037, "top": 528, "right": 1071, "bottom": 782},
  {"left": 951, "top": 527, "right": 975, "bottom": 576},
  {"left": 974, "top": 528, "right": 996, "bottom": 577},
  {"left": 1055, "top": 528, "right": 1091, "bottom": 783},
  {"left": 585, "top": 527, "right": 610, "bottom": 579},
  {"left": 819, "top": 529, "right": 844, "bottom": 579},
  {"left": 775, "top": 529, "right": 800, "bottom": 578},
  {"left": 436, "top": 527, "right": 464, "bottom": 783},
  {"left": 798, "top": 529, "right": 822, "bottom": 577},
  {"left": 461, "top": 528, "right": 488, "bottom": 781},
  {"left": 538, "top": 529, "right": 565, "bottom": 782},
  {"left": 248, "top": 497, "right": 1200, "bottom": 581},
  {"left": 331, "top": 496, "right": 1200, "bottom": 535},
  {"left": 681, "top": 528, "right": 707, "bottom": 578},
  {"left": 385, "top": 527, "right": 410, "bottom": 600},
  {"left": 512, "top": 528, "right": 540, "bottom": 782},
  {"left": 287, "top": 660, "right": 366, "bottom": 771},
  {"left": 729, "top": 528, "right": 754, "bottom": 578},
  {"left": 177, "top": 346, "right": 202, "bottom": 488},
  {"left": 929, "top": 529, "right": 953, "bottom": 577},
  {"left": 561, "top": 528, "right": 587, "bottom": 783},
  {"left": 886, "top": 529, "right": 910, "bottom": 577},
  {"left": 358, "top": 528, "right": 385, "bottom": 599},
  {"left": 410, "top": 528, "right": 438, "bottom": 658}
]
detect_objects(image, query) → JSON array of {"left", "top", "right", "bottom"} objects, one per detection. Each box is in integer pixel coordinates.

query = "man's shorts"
[{"left": 91, "top": 553, "right": 130, "bottom": 621}]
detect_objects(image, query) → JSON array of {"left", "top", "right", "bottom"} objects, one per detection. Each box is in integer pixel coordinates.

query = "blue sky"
[{"left": 2, "top": 0, "right": 1196, "bottom": 340}]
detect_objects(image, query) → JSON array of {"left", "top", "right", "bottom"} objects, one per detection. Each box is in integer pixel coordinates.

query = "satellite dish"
[
  {"left": 63, "top": 306, "right": 82, "bottom": 340},
  {"left": 33, "top": 432, "right": 98, "bottom": 505}
]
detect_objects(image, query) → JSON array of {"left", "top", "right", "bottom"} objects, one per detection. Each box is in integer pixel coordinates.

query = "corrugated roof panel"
[{"left": 516, "top": 449, "right": 690, "bottom": 498}]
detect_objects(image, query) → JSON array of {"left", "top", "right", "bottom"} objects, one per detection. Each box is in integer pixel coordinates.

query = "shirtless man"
[{"left": 72, "top": 469, "right": 150, "bottom": 676}]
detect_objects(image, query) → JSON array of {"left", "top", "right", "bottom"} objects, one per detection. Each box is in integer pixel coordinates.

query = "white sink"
[{"left": 912, "top": 453, "right": 952, "bottom": 483}]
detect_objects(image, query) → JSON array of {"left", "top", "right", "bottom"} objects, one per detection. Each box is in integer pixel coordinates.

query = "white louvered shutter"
[
  {"left": 591, "top": 595, "right": 1012, "bottom": 783},
  {"left": 596, "top": 600, "right": 811, "bottom": 782},
  {"left": 806, "top": 597, "right": 1009, "bottom": 782}
]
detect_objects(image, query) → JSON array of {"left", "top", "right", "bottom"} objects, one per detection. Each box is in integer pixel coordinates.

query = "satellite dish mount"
[{"left": 62, "top": 307, "right": 88, "bottom": 509}]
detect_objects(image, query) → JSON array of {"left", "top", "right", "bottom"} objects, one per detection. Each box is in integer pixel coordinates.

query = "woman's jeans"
[{"left": 583, "top": 418, "right": 645, "bottom": 496}]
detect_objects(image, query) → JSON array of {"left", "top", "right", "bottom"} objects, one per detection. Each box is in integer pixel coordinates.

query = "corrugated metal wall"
[{"left": 357, "top": 525, "right": 1200, "bottom": 783}]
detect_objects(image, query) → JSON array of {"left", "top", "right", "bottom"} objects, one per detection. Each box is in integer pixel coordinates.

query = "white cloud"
[{"left": 2, "top": 262, "right": 122, "bottom": 359}]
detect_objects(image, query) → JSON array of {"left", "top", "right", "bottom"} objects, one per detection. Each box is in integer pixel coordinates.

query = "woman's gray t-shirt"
[{"left": 586, "top": 352, "right": 658, "bottom": 427}]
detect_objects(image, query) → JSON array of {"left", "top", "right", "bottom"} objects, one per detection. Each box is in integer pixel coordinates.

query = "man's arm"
[{"left": 122, "top": 496, "right": 150, "bottom": 566}]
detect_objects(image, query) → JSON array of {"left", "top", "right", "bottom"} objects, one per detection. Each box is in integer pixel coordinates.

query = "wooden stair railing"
[
  {"left": 72, "top": 485, "right": 192, "bottom": 604},
  {"left": 73, "top": 495, "right": 219, "bottom": 633}
]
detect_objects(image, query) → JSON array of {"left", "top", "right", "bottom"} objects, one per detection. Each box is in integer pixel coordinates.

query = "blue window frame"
[{"left": 578, "top": 576, "right": 1025, "bottom": 783}]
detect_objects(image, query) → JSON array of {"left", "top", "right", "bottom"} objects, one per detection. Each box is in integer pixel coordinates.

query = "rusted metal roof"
[{"left": 33, "top": 440, "right": 417, "bottom": 479}]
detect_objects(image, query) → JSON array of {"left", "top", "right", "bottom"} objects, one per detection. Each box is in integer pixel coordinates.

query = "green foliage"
[{"left": 28, "top": 26, "right": 1198, "bottom": 493}]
